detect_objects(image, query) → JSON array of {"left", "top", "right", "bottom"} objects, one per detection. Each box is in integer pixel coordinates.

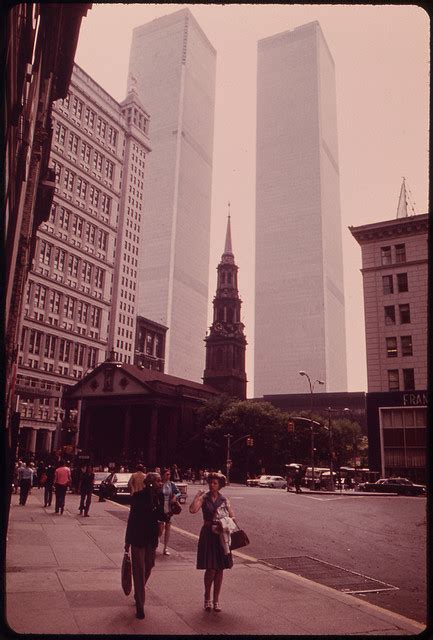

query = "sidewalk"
[{"left": 5, "top": 489, "right": 425, "bottom": 636}]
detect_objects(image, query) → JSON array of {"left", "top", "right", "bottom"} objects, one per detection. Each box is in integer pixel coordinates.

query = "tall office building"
[
  {"left": 255, "top": 21, "right": 347, "bottom": 396},
  {"left": 128, "top": 8, "right": 217, "bottom": 382},
  {"left": 15, "top": 64, "right": 150, "bottom": 458}
]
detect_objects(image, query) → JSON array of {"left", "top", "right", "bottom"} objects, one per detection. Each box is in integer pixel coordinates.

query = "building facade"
[
  {"left": 350, "top": 208, "right": 428, "bottom": 482},
  {"left": 254, "top": 21, "right": 347, "bottom": 396},
  {"left": 128, "top": 8, "right": 217, "bottom": 382},
  {"left": 134, "top": 316, "right": 168, "bottom": 372},
  {"left": 14, "top": 64, "right": 151, "bottom": 459},
  {"left": 203, "top": 216, "right": 247, "bottom": 399}
]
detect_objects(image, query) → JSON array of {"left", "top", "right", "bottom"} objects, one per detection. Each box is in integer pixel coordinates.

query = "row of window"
[
  {"left": 124, "top": 105, "right": 149, "bottom": 135},
  {"left": 23, "top": 329, "right": 98, "bottom": 368},
  {"left": 54, "top": 122, "right": 115, "bottom": 179},
  {"left": 387, "top": 368, "right": 415, "bottom": 391},
  {"left": 381, "top": 243, "right": 406, "bottom": 265},
  {"left": 384, "top": 303, "right": 411, "bottom": 325},
  {"left": 52, "top": 161, "right": 112, "bottom": 215},
  {"left": 59, "top": 94, "right": 119, "bottom": 147},
  {"left": 38, "top": 241, "right": 105, "bottom": 287},
  {"left": 382, "top": 272, "right": 408, "bottom": 295},
  {"left": 29, "top": 283, "right": 102, "bottom": 327},
  {"left": 385, "top": 336, "right": 413, "bottom": 357},
  {"left": 48, "top": 205, "right": 108, "bottom": 251}
]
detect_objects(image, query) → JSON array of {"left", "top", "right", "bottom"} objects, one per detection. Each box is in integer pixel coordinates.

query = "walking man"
[
  {"left": 18, "top": 462, "right": 34, "bottom": 505},
  {"left": 79, "top": 464, "right": 95, "bottom": 516},
  {"left": 44, "top": 463, "right": 55, "bottom": 507},
  {"left": 54, "top": 460, "right": 71, "bottom": 514}
]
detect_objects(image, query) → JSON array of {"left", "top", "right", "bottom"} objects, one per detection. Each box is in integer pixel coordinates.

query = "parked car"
[
  {"left": 258, "top": 475, "right": 287, "bottom": 489},
  {"left": 246, "top": 476, "right": 261, "bottom": 487},
  {"left": 93, "top": 471, "right": 111, "bottom": 495},
  {"left": 100, "top": 472, "right": 132, "bottom": 500},
  {"left": 358, "top": 477, "right": 426, "bottom": 496}
]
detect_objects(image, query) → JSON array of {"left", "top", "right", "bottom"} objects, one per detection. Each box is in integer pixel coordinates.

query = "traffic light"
[
  {"left": 246, "top": 437, "right": 254, "bottom": 447},
  {"left": 287, "top": 420, "right": 295, "bottom": 433}
]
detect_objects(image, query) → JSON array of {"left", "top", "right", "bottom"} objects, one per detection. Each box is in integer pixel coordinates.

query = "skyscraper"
[
  {"left": 14, "top": 64, "right": 150, "bottom": 458},
  {"left": 255, "top": 21, "right": 347, "bottom": 396},
  {"left": 128, "top": 8, "right": 217, "bottom": 382}
]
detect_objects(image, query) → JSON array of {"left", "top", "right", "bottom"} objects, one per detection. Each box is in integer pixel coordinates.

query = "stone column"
[
  {"left": 148, "top": 406, "right": 158, "bottom": 468},
  {"left": 28, "top": 428, "right": 37, "bottom": 455},
  {"left": 45, "top": 430, "right": 53, "bottom": 453}
]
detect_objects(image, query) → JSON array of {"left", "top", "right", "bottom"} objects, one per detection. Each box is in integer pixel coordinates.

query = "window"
[
  {"left": 80, "top": 142, "right": 91, "bottom": 164},
  {"left": 39, "top": 241, "right": 52, "bottom": 265},
  {"left": 77, "top": 301, "right": 89, "bottom": 324},
  {"left": 73, "top": 344, "right": 85, "bottom": 366},
  {"left": 403, "top": 368, "right": 415, "bottom": 391},
  {"left": 93, "top": 152, "right": 103, "bottom": 172},
  {"left": 98, "top": 230, "right": 108, "bottom": 251},
  {"left": 386, "top": 337, "right": 398, "bottom": 358},
  {"left": 108, "top": 126, "right": 118, "bottom": 146},
  {"left": 49, "top": 291, "right": 61, "bottom": 314},
  {"left": 63, "top": 296, "right": 75, "bottom": 319},
  {"left": 61, "top": 94, "right": 70, "bottom": 109},
  {"left": 395, "top": 243, "right": 406, "bottom": 263},
  {"left": 68, "top": 255, "right": 79, "bottom": 277},
  {"left": 397, "top": 273, "right": 408, "bottom": 293},
  {"left": 53, "top": 248, "right": 65, "bottom": 271},
  {"left": 63, "top": 169, "right": 74, "bottom": 191},
  {"left": 105, "top": 160, "right": 114, "bottom": 179},
  {"left": 90, "top": 186, "right": 100, "bottom": 207},
  {"left": 384, "top": 306, "right": 395, "bottom": 326},
  {"left": 101, "top": 193, "right": 111, "bottom": 215},
  {"left": 59, "top": 339, "right": 71, "bottom": 362},
  {"left": 55, "top": 122, "right": 66, "bottom": 145},
  {"left": 68, "top": 133, "right": 79, "bottom": 154},
  {"left": 381, "top": 246, "right": 392, "bottom": 265},
  {"left": 72, "top": 97, "right": 83, "bottom": 119},
  {"left": 85, "top": 223, "right": 96, "bottom": 244},
  {"left": 28, "top": 330, "right": 41, "bottom": 355},
  {"left": 76, "top": 177, "right": 87, "bottom": 200},
  {"left": 48, "top": 204, "right": 56, "bottom": 224},
  {"left": 34, "top": 284, "right": 46, "bottom": 309},
  {"left": 382, "top": 275, "right": 393, "bottom": 295},
  {"left": 82, "top": 261, "right": 92, "bottom": 283},
  {"left": 95, "top": 268, "right": 104, "bottom": 289},
  {"left": 388, "top": 369, "right": 399, "bottom": 391},
  {"left": 90, "top": 307, "right": 101, "bottom": 328},
  {"left": 96, "top": 117, "right": 106, "bottom": 137},
  {"left": 72, "top": 215, "right": 83, "bottom": 237},
  {"left": 84, "top": 107, "right": 95, "bottom": 127},
  {"left": 401, "top": 336, "right": 413, "bottom": 356},
  {"left": 44, "top": 335, "right": 56, "bottom": 359},
  {"left": 87, "top": 347, "right": 97, "bottom": 368},
  {"left": 399, "top": 304, "right": 411, "bottom": 324},
  {"left": 59, "top": 207, "right": 70, "bottom": 230}
]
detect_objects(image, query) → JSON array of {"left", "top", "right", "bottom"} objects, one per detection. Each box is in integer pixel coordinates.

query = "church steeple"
[{"left": 203, "top": 209, "right": 247, "bottom": 400}]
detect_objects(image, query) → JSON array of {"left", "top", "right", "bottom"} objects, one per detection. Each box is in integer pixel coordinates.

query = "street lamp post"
[
  {"left": 299, "top": 371, "right": 324, "bottom": 490},
  {"left": 326, "top": 407, "right": 337, "bottom": 491}
]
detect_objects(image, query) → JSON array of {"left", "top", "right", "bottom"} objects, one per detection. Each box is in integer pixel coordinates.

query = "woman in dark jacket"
[{"left": 124, "top": 472, "right": 168, "bottom": 619}]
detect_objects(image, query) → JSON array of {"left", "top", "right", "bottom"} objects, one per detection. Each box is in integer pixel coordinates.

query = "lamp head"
[
  {"left": 299, "top": 371, "right": 306, "bottom": 376},
  {"left": 317, "top": 380, "right": 325, "bottom": 385}
]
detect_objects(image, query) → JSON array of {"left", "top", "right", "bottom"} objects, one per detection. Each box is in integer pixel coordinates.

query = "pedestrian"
[
  {"left": 159, "top": 467, "right": 181, "bottom": 556},
  {"left": 18, "top": 462, "right": 34, "bottom": 505},
  {"left": 79, "top": 464, "right": 95, "bottom": 516},
  {"left": 128, "top": 464, "right": 147, "bottom": 495},
  {"left": 54, "top": 460, "right": 71, "bottom": 514},
  {"left": 171, "top": 464, "right": 181, "bottom": 483},
  {"left": 124, "top": 472, "right": 169, "bottom": 619},
  {"left": 36, "top": 460, "right": 45, "bottom": 488},
  {"left": 189, "top": 472, "right": 234, "bottom": 612},
  {"left": 44, "top": 463, "right": 55, "bottom": 507},
  {"left": 294, "top": 468, "right": 302, "bottom": 493},
  {"left": 13, "top": 461, "right": 22, "bottom": 494},
  {"left": 29, "top": 462, "right": 37, "bottom": 490}
]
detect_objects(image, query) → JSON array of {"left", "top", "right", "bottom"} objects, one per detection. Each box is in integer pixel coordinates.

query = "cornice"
[{"left": 349, "top": 214, "right": 428, "bottom": 244}]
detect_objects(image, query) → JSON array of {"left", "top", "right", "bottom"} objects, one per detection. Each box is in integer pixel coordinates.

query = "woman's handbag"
[
  {"left": 121, "top": 551, "right": 132, "bottom": 596},
  {"left": 170, "top": 500, "right": 182, "bottom": 515},
  {"left": 230, "top": 527, "right": 250, "bottom": 550}
]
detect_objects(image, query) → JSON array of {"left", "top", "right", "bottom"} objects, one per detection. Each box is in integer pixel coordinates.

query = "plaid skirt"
[{"left": 196, "top": 522, "right": 233, "bottom": 570}]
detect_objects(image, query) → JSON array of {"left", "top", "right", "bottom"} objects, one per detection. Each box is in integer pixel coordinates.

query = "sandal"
[
  {"left": 213, "top": 602, "right": 222, "bottom": 612},
  {"left": 204, "top": 599, "right": 212, "bottom": 611}
]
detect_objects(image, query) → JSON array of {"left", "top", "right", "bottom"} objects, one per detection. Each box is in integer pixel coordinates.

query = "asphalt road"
[{"left": 164, "top": 483, "right": 427, "bottom": 624}]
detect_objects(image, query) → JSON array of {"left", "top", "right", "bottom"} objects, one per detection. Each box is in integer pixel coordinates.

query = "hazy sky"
[{"left": 75, "top": 4, "right": 429, "bottom": 396}]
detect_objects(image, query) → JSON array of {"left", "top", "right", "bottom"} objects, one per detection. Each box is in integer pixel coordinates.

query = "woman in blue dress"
[{"left": 189, "top": 472, "right": 234, "bottom": 612}]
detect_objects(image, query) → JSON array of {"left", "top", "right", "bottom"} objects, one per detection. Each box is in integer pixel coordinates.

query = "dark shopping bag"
[
  {"left": 171, "top": 501, "right": 182, "bottom": 515},
  {"left": 121, "top": 551, "right": 132, "bottom": 595},
  {"left": 230, "top": 528, "right": 250, "bottom": 550}
]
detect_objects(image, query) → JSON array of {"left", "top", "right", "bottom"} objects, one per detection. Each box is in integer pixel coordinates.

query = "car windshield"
[
  {"left": 94, "top": 472, "right": 109, "bottom": 480},
  {"left": 114, "top": 473, "right": 132, "bottom": 482}
]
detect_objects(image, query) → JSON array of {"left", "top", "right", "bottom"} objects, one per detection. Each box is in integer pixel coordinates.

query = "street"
[{"left": 164, "top": 484, "right": 427, "bottom": 624}]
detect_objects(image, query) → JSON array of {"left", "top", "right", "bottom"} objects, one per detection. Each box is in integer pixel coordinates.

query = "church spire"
[
  {"left": 224, "top": 202, "right": 233, "bottom": 255},
  {"left": 396, "top": 177, "right": 408, "bottom": 218}
]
